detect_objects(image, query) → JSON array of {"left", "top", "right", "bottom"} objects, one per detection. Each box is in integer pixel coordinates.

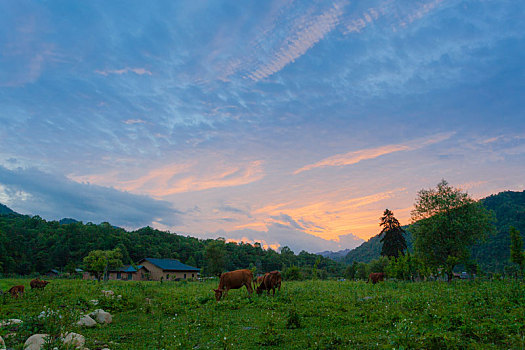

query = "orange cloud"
[
  {"left": 254, "top": 188, "right": 408, "bottom": 240},
  {"left": 226, "top": 237, "right": 280, "bottom": 251},
  {"left": 69, "top": 160, "right": 264, "bottom": 197},
  {"left": 294, "top": 132, "right": 453, "bottom": 174}
]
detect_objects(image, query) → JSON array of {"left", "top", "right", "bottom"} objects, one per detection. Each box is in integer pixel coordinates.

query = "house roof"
[
  {"left": 139, "top": 258, "right": 200, "bottom": 271},
  {"left": 111, "top": 265, "right": 147, "bottom": 273}
]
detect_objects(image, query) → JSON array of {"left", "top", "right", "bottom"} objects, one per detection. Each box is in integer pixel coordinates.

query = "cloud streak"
[
  {"left": 246, "top": 2, "right": 346, "bottom": 81},
  {"left": 294, "top": 132, "right": 454, "bottom": 174},
  {"left": 95, "top": 67, "right": 152, "bottom": 76}
]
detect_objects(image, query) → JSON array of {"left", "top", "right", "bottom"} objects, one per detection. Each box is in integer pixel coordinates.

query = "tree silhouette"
[{"left": 379, "top": 209, "right": 407, "bottom": 259}]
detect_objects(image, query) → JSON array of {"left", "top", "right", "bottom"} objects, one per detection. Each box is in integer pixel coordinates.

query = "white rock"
[
  {"left": 89, "top": 299, "right": 99, "bottom": 305},
  {"left": 63, "top": 332, "right": 85, "bottom": 349},
  {"left": 101, "top": 290, "right": 114, "bottom": 297},
  {"left": 23, "top": 334, "right": 50, "bottom": 350},
  {"left": 0, "top": 318, "right": 23, "bottom": 327},
  {"left": 89, "top": 309, "right": 112, "bottom": 324},
  {"left": 0, "top": 335, "right": 6, "bottom": 350},
  {"left": 76, "top": 315, "right": 97, "bottom": 328}
]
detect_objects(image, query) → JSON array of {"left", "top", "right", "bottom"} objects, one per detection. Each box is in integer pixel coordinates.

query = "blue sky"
[{"left": 1, "top": 0, "right": 524, "bottom": 253}]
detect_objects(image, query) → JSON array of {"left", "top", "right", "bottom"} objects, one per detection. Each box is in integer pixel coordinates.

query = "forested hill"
[
  {"left": 0, "top": 207, "right": 343, "bottom": 276},
  {"left": 343, "top": 190, "right": 525, "bottom": 272},
  {"left": 0, "top": 203, "right": 14, "bottom": 215}
]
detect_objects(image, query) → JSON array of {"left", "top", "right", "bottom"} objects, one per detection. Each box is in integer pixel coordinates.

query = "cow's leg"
[{"left": 245, "top": 282, "right": 253, "bottom": 296}]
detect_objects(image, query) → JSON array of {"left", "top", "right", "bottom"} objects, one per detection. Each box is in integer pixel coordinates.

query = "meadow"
[{"left": 0, "top": 278, "right": 523, "bottom": 349}]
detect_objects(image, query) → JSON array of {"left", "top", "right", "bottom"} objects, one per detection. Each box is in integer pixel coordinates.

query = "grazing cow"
[
  {"left": 213, "top": 269, "right": 254, "bottom": 301},
  {"left": 367, "top": 272, "right": 385, "bottom": 284},
  {"left": 8, "top": 285, "right": 24, "bottom": 298},
  {"left": 30, "top": 279, "right": 50, "bottom": 290},
  {"left": 256, "top": 271, "right": 282, "bottom": 296}
]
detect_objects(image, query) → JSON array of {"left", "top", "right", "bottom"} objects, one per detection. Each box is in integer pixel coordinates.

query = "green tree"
[
  {"left": 509, "top": 226, "right": 524, "bottom": 276},
  {"left": 344, "top": 261, "right": 358, "bottom": 280},
  {"left": 378, "top": 209, "right": 407, "bottom": 259},
  {"left": 205, "top": 239, "right": 226, "bottom": 276},
  {"left": 283, "top": 265, "right": 302, "bottom": 280},
  {"left": 411, "top": 180, "right": 495, "bottom": 281},
  {"left": 83, "top": 248, "right": 123, "bottom": 282}
]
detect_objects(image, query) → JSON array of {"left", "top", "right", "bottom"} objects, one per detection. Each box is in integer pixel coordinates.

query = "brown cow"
[
  {"left": 256, "top": 271, "right": 282, "bottom": 296},
  {"left": 367, "top": 272, "right": 385, "bottom": 284},
  {"left": 30, "top": 279, "right": 50, "bottom": 290},
  {"left": 8, "top": 285, "right": 24, "bottom": 298},
  {"left": 213, "top": 269, "right": 254, "bottom": 301}
]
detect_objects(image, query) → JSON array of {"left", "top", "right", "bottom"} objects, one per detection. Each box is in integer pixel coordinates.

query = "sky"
[{"left": 0, "top": 0, "right": 524, "bottom": 254}]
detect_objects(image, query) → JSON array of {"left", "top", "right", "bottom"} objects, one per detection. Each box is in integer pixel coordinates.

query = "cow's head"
[
  {"left": 43, "top": 281, "right": 50, "bottom": 286},
  {"left": 213, "top": 288, "right": 223, "bottom": 301}
]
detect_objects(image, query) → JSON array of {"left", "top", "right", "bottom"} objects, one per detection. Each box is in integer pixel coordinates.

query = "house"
[
  {"left": 107, "top": 265, "right": 150, "bottom": 281},
  {"left": 137, "top": 258, "right": 200, "bottom": 281},
  {"left": 47, "top": 269, "right": 60, "bottom": 277}
]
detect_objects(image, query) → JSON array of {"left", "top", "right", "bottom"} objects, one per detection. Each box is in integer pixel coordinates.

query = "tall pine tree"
[{"left": 379, "top": 209, "right": 407, "bottom": 259}]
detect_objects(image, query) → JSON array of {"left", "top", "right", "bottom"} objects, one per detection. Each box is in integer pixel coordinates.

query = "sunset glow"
[{"left": 1, "top": 1, "right": 524, "bottom": 253}]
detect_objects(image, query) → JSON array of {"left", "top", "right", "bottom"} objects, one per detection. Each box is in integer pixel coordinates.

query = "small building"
[
  {"left": 137, "top": 258, "right": 200, "bottom": 281},
  {"left": 47, "top": 269, "right": 60, "bottom": 277},
  {"left": 107, "top": 265, "right": 150, "bottom": 281}
]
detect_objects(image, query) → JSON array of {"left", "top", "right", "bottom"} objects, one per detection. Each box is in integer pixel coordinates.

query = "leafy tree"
[
  {"left": 356, "top": 262, "right": 369, "bottom": 280},
  {"left": 344, "top": 261, "right": 358, "bottom": 280},
  {"left": 378, "top": 209, "right": 407, "bottom": 259},
  {"left": 205, "top": 239, "right": 226, "bottom": 276},
  {"left": 83, "top": 248, "right": 123, "bottom": 282},
  {"left": 410, "top": 180, "right": 495, "bottom": 281},
  {"left": 509, "top": 226, "right": 524, "bottom": 276},
  {"left": 283, "top": 265, "right": 302, "bottom": 280}
]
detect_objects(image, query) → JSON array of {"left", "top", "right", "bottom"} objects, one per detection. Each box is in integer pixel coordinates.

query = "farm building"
[
  {"left": 107, "top": 265, "right": 150, "bottom": 281},
  {"left": 82, "top": 258, "right": 199, "bottom": 281},
  {"left": 137, "top": 258, "right": 200, "bottom": 281}
]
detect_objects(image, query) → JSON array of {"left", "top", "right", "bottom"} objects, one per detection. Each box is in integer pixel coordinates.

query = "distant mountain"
[
  {"left": 59, "top": 218, "right": 79, "bottom": 225},
  {"left": 342, "top": 190, "right": 525, "bottom": 272},
  {"left": 317, "top": 248, "right": 352, "bottom": 260},
  {"left": 0, "top": 203, "right": 15, "bottom": 215}
]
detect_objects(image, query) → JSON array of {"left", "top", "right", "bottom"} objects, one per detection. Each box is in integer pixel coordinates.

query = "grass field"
[{"left": 0, "top": 278, "right": 523, "bottom": 349}]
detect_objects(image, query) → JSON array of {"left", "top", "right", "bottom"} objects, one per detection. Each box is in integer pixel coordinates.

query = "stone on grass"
[
  {"left": 0, "top": 335, "right": 6, "bottom": 350},
  {"left": 77, "top": 315, "right": 97, "bottom": 328},
  {"left": 0, "top": 319, "right": 23, "bottom": 327},
  {"left": 101, "top": 290, "right": 114, "bottom": 297},
  {"left": 63, "top": 332, "right": 85, "bottom": 349},
  {"left": 89, "top": 309, "right": 112, "bottom": 324},
  {"left": 24, "top": 334, "right": 50, "bottom": 350}
]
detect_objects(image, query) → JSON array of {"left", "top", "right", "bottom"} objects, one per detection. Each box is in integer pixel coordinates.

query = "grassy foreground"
[{"left": 0, "top": 278, "right": 523, "bottom": 349}]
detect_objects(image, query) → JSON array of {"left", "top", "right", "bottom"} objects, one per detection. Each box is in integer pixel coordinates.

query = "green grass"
[{"left": 1, "top": 278, "right": 524, "bottom": 349}]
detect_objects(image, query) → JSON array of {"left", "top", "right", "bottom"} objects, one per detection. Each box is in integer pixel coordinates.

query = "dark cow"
[
  {"left": 367, "top": 272, "right": 385, "bottom": 284},
  {"left": 30, "top": 279, "right": 50, "bottom": 290},
  {"left": 8, "top": 285, "right": 24, "bottom": 298},
  {"left": 213, "top": 269, "right": 254, "bottom": 301},
  {"left": 256, "top": 271, "right": 282, "bottom": 296}
]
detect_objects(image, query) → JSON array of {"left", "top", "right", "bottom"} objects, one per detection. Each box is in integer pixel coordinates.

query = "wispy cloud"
[
  {"left": 245, "top": 2, "right": 346, "bottom": 81},
  {"left": 95, "top": 67, "right": 152, "bottom": 76},
  {"left": 123, "top": 119, "right": 146, "bottom": 125},
  {"left": 294, "top": 132, "right": 454, "bottom": 174}
]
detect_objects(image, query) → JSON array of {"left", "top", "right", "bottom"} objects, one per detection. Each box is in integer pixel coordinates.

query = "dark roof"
[
  {"left": 139, "top": 258, "right": 200, "bottom": 271},
  {"left": 110, "top": 265, "right": 147, "bottom": 273}
]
